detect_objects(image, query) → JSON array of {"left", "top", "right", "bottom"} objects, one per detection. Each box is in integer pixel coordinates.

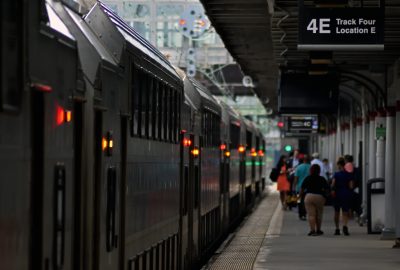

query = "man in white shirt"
[{"left": 311, "top": 152, "right": 327, "bottom": 180}]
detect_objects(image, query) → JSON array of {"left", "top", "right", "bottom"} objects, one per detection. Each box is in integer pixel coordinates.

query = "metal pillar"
[
  {"left": 395, "top": 101, "right": 400, "bottom": 240},
  {"left": 344, "top": 123, "right": 350, "bottom": 155},
  {"left": 355, "top": 119, "right": 362, "bottom": 167},
  {"left": 349, "top": 118, "right": 354, "bottom": 156},
  {"left": 337, "top": 118, "right": 342, "bottom": 157},
  {"left": 368, "top": 112, "right": 377, "bottom": 179},
  {"left": 375, "top": 109, "right": 386, "bottom": 183},
  {"left": 383, "top": 107, "right": 396, "bottom": 239}
]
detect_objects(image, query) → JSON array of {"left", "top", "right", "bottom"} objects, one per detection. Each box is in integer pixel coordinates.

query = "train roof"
[
  {"left": 218, "top": 100, "right": 241, "bottom": 125},
  {"left": 91, "top": 2, "right": 180, "bottom": 81},
  {"left": 45, "top": 0, "right": 118, "bottom": 86},
  {"left": 189, "top": 78, "right": 221, "bottom": 116},
  {"left": 175, "top": 68, "right": 201, "bottom": 111}
]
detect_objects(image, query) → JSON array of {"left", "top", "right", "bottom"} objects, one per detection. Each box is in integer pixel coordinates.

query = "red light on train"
[
  {"left": 56, "top": 105, "right": 65, "bottom": 126},
  {"left": 220, "top": 144, "right": 227, "bottom": 151},
  {"left": 183, "top": 138, "right": 192, "bottom": 147},
  {"left": 238, "top": 145, "right": 245, "bottom": 153},
  {"left": 33, "top": 83, "right": 53, "bottom": 92},
  {"left": 258, "top": 150, "right": 264, "bottom": 157}
]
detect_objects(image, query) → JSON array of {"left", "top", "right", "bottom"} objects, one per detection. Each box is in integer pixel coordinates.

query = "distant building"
[{"left": 102, "top": 0, "right": 234, "bottom": 70}]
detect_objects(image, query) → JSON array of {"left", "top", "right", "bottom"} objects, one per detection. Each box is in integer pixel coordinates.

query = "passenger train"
[{"left": 0, "top": 1, "right": 267, "bottom": 269}]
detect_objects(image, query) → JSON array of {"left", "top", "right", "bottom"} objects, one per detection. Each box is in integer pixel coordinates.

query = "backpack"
[{"left": 269, "top": 167, "right": 279, "bottom": 182}]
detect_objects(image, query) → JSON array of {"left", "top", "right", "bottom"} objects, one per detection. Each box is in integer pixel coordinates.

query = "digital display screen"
[{"left": 285, "top": 115, "right": 319, "bottom": 133}]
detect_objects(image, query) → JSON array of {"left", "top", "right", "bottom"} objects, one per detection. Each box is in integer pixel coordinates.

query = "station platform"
[{"left": 204, "top": 186, "right": 400, "bottom": 270}]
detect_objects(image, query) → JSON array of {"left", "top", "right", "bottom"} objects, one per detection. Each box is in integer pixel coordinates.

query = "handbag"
[{"left": 269, "top": 167, "right": 279, "bottom": 182}]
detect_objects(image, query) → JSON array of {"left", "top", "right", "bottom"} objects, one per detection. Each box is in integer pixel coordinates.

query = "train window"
[
  {"left": 1, "top": 1, "right": 23, "bottom": 111},
  {"left": 173, "top": 91, "right": 178, "bottom": 143},
  {"left": 151, "top": 79, "right": 157, "bottom": 139},
  {"left": 176, "top": 92, "right": 181, "bottom": 142},
  {"left": 132, "top": 65, "right": 141, "bottom": 136},
  {"left": 246, "top": 130, "right": 252, "bottom": 150},
  {"left": 230, "top": 124, "right": 240, "bottom": 149},
  {"left": 169, "top": 88, "right": 174, "bottom": 142},
  {"left": 163, "top": 85, "right": 168, "bottom": 141},
  {"left": 148, "top": 76, "right": 153, "bottom": 138},
  {"left": 158, "top": 83, "right": 163, "bottom": 140},
  {"left": 141, "top": 72, "right": 148, "bottom": 138},
  {"left": 256, "top": 136, "right": 260, "bottom": 151}
]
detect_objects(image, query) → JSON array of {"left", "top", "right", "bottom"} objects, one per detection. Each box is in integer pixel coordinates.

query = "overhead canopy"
[
  {"left": 200, "top": 0, "right": 400, "bottom": 113},
  {"left": 199, "top": 0, "right": 278, "bottom": 109}
]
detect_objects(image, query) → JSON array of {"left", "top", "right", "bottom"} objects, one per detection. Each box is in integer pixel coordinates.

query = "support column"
[
  {"left": 361, "top": 116, "right": 369, "bottom": 222},
  {"left": 337, "top": 119, "right": 342, "bottom": 157},
  {"left": 383, "top": 107, "right": 396, "bottom": 239},
  {"left": 349, "top": 119, "right": 354, "bottom": 156},
  {"left": 355, "top": 118, "right": 362, "bottom": 167},
  {"left": 375, "top": 108, "right": 386, "bottom": 186},
  {"left": 395, "top": 101, "right": 400, "bottom": 242},
  {"left": 368, "top": 112, "right": 377, "bottom": 180}
]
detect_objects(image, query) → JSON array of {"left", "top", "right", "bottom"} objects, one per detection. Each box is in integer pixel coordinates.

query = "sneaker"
[
  {"left": 308, "top": 230, "right": 316, "bottom": 236},
  {"left": 334, "top": 229, "right": 340, "bottom": 235},
  {"left": 343, "top": 226, "right": 350, "bottom": 236},
  {"left": 316, "top": 230, "right": 324, "bottom": 235}
]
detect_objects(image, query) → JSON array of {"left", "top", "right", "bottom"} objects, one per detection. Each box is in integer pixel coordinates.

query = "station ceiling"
[{"left": 200, "top": 0, "right": 400, "bottom": 112}]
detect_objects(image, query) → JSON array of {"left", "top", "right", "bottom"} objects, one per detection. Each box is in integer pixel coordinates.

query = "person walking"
[
  {"left": 294, "top": 155, "right": 311, "bottom": 220},
  {"left": 331, "top": 159, "right": 354, "bottom": 236},
  {"left": 276, "top": 155, "right": 290, "bottom": 210},
  {"left": 300, "top": 164, "right": 329, "bottom": 236},
  {"left": 311, "top": 152, "right": 327, "bottom": 180}
]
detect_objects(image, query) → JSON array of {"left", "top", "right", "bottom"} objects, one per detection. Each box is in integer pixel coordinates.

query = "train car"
[
  {"left": 188, "top": 79, "right": 222, "bottom": 258},
  {"left": 219, "top": 101, "right": 242, "bottom": 227},
  {"left": 0, "top": 1, "right": 79, "bottom": 269},
  {"left": 175, "top": 68, "right": 203, "bottom": 270},
  {"left": 84, "top": 3, "right": 184, "bottom": 270}
]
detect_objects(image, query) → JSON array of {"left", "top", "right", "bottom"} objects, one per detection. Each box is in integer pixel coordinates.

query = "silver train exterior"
[{"left": 0, "top": 1, "right": 266, "bottom": 270}]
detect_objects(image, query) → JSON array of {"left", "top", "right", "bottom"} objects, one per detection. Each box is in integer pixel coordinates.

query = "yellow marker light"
[
  {"left": 224, "top": 151, "right": 231, "bottom": 157},
  {"left": 109, "top": 139, "right": 113, "bottom": 149},
  {"left": 191, "top": 148, "right": 200, "bottom": 157},
  {"left": 251, "top": 152, "right": 257, "bottom": 157},
  {"left": 65, "top": 110, "right": 72, "bottom": 122},
  {"left": 238, "top": 146, "right": 245, "bottom": 153},
  {"left": 102, "top": 137, "right": 108, "bottom": 151}
]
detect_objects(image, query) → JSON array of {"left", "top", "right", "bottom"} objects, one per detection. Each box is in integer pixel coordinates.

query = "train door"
[
  {"left": 30, "top": 87, "right": 76, "bottom": 270},
  {"left": 220, "top": 142, "right": 230, "bottom": 230},
  {"left": 191, "top": 134, "right": 200, "bottom": 267},
  {"left": 119, "top": 116, "right": 128, "bottom": 270},
  {"left": 92, "top": 106, "right": 122, "bottom": 270}
]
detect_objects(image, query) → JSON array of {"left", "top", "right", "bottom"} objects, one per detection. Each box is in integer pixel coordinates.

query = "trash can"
[{"left": 367, "top": 178, "right": 385, "bottom": 234}]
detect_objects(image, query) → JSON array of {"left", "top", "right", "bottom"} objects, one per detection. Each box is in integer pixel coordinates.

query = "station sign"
[
  {"left": 298, "top": 7, "right": 384, "bottom": 50},
  {"left": 285, "top": 115, "right": 319, "bottom": 133}
]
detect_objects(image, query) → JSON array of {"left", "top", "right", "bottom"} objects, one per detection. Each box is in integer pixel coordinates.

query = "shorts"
[{"left": 333, "top": 196, "right": 351, "bottom": 212}]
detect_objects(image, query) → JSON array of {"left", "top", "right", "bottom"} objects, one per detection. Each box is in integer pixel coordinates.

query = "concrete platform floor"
[{"left": 205, "top": 187, "right": 400, "bottom": 270}]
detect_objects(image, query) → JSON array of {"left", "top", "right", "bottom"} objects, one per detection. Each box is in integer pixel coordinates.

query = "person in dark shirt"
[
  {"left": 331, "top": 159, "right": 354, "bottom": 236},
  {"left": 301, "top": 164, "right": 330, "bottom": 236}
]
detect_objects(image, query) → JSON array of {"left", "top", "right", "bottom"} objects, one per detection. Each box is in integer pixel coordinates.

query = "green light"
[{"left": 284, "top": 145, "right": 293, "bottom": 152}]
